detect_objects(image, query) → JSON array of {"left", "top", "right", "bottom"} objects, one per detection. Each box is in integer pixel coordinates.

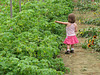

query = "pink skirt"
[{"left": 63, "top": 35, "right": 79, "bottom": 45}]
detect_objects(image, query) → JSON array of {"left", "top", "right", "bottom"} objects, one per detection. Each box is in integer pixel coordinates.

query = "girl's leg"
[
  {"left": 71, "top": 44, "right": 74, "bottom": 53},
  {"left": 67, "top": 44, "right": 70, "bottom": 51},
  {"left": 71, "top": 44, "right": 74, "bottom": 48},
  {"left": 65, "top": 44, "right": 70, "bottom": 54}
]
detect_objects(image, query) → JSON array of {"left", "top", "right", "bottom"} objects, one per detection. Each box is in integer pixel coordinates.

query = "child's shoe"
[
  {"left": 70, "top": 50, "right": 74, "bottom": 53},
  {"left": 65, "top": 51, "right": 70, "bottom": 54}
]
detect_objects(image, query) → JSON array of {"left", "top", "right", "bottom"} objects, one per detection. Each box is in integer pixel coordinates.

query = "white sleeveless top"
[{"left": 66, "top": 23, "right": 76, "bottom": 36}]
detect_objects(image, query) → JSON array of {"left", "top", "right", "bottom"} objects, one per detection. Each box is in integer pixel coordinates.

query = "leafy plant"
[
  {"left": 76, "top": 1, "right": 99, "bottom": 11},
  {"left": 0, "top": 0, "right": 74, "bottom": 74},
  {"left": 77, "top": 27, "right": 99, "bottom": 38}
]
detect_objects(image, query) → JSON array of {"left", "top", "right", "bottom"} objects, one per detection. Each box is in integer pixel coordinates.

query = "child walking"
[{"left": 55, "top": 13, "right": 79, "bottom": 54}]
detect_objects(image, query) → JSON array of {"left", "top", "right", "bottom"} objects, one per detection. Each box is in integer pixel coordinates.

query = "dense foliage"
[
  {"left": 0, "top": 0, "right": 74, "bottom": 75},
  {"left": 78, "top": 10, "right": 100, "bottom": 26},
  {"left": 76, "top": 1, "right": 99, "bottom": 11},
  {"left": 76, "top": 1, "right": 100, "bottom": 51},
  {"left": 77, "top": 27, "right": 99, "bottom": 38}
]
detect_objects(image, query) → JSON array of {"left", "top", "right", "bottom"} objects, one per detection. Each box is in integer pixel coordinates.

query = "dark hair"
[{"left": 68, "top": 13, "right": 75, "bottom": 23}]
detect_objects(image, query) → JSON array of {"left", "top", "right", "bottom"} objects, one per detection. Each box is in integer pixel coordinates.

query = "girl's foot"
[
  {"left": 70, "top": 50, "right": 74, "bottom": 53},
  {"left": 65, "top": 51, "right": 70, "bottom": 54}
]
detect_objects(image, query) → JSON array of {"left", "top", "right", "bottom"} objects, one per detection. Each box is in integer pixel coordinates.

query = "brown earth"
[{"left": 59, "top": 1, "right": 100, "bottom": 75}]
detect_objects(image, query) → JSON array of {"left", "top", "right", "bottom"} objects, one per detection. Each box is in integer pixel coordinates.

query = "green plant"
[
  {"left": 77, "top": 27, "right": 99, "bottom": 38},
  {"left": 0, "top": 0, "right": 74, "bottom": 74},
  {"left": 76, "top": 2, "right": 99, "bottom": 11}
]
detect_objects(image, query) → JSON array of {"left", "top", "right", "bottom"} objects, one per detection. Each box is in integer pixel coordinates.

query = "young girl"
[{"left": 55, "top": 13, "right": 79, "bottom": 54}]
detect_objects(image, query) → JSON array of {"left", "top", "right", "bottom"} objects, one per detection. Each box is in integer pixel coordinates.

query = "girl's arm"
[
  {"left": 55, "top": 21, "right": 68, "bottom": 25},
  {"left": 75, "top": 23, "right": 78, "bottom": 32}
]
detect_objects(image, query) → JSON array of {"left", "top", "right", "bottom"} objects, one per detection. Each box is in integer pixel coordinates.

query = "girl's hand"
[{"left": 55, "top": 21, "right": 58, "bottom": 23}]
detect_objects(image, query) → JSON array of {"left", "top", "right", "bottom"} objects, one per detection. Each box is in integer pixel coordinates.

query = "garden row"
[
  {"left": 76, "top": 1, "right": 100, "bottom": 51},
  {"left": 0, "top": 0, "right": 74, "bottom": 75}
]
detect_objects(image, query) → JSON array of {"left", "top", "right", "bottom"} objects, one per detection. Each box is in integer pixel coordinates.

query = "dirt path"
[
  {"left": 62, "top": 47, "right": 100, "bottom": 75},
  {"left": 60, "top": 3, "right": 100, "bottom": 75}
]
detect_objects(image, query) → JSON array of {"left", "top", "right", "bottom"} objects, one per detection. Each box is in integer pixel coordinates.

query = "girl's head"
[{"left": 68, "top": 13, "right": 75, "bottom": 23}]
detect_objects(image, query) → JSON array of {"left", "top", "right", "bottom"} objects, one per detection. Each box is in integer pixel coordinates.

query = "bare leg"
[
  {"left": 67, "top": 44, "right": 70, "bottom": 50},
  {"left": 71, "top": 44, "right": 74, "bottom": 53},
  {"left": 71, "top": 44, "right": 74, "bottom": 48},
  {"left": 65, "top": 44, "right": 70, "bottom": 54}
]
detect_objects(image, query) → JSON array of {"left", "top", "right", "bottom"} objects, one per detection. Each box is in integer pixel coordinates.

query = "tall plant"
[
  {"left": 19, "top": 0, "right": 21, "bottom": 12},
  {"left": 10, "top": 0, "right": 12, "bottom": 18}
]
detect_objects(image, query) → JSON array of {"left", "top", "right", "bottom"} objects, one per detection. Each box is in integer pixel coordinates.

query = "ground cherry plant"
[{"left": 0, "top": 0, "right": 74, "bottom": 75}]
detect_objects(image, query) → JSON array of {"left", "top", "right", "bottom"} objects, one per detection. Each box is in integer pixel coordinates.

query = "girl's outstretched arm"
[{"left": 55, "top": 21, "right": 68, "bottom": 25}]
